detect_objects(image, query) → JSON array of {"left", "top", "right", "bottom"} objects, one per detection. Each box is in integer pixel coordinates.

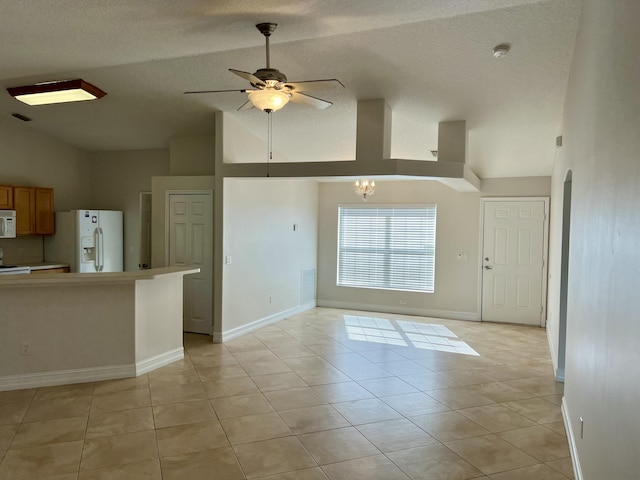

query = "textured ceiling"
[{"left": 0, "top": 0, "right": 581, "bottom": 178}]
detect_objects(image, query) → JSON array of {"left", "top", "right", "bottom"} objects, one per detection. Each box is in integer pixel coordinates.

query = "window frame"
[{"left": 336, "top": 203, "right": 437, "bottom": 294}]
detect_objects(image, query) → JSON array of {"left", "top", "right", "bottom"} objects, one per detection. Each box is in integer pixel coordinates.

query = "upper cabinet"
[
  {"left": 14, "top": 186, "right": 54, "bottom": 235},
  {"left": 0, "top": 185, "right": 13, "bottom": 209},
  {"left": 35, "top": 188, "right": 54, "bottom": 235}
]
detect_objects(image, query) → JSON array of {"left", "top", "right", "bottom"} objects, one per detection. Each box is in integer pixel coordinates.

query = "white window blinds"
[{"left": 337, "top": 205, "right": 437, "bottom": 293}]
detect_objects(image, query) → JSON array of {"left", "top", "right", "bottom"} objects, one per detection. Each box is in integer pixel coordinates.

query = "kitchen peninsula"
[{"left": 0, "top": 267, "right": 198, "bottom": 391}]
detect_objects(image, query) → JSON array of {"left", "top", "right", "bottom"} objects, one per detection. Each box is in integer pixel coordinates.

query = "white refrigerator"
[{"left": 45, "top": 210, "right": 123, "bottom": 272}]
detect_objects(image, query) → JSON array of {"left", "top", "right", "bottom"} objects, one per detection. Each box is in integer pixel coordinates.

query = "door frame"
[
  {"left": 164, "top": 190, "right": 214, "bottom": 335},
  {"left": 556, "top": 171, "right": 572, "bottom": 382},
  {"left": 139, "top": 192, "right": 152, "bottom": 270},
  {"left": 479, "top": 197, "right": 550, "bottom": 327}
]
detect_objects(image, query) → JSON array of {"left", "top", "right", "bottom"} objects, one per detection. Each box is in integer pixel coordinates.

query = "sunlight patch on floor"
[{"left": 344, "top": 315, "right": 479, "bottom": 356}]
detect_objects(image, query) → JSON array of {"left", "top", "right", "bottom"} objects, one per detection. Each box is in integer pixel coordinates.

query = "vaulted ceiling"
[{"left": 0, "top": 0, "right": 581, "bottom": 178}]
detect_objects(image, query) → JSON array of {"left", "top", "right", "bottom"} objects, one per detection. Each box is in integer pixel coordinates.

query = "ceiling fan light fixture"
[
  {"left": 248, "top": 89, "right": 290, "bottom": 112},
  {"left": 7, "top": 79, "right": 106, "bottom": 106}
]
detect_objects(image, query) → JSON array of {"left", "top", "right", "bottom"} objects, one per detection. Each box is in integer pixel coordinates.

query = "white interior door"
[
  {"left": 169, "top": 193, "right": 213, "bottom": 334},
  {"left": 481, "top": 199, "right": 547, "bottom": 326}
]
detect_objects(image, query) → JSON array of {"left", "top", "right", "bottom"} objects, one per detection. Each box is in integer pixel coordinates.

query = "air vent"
[
  {"left": 11, "top": 113, "right": 32, "bottom": 122},
  {"left": 300, "top": 268, "right": 316, "bottom": 304}
]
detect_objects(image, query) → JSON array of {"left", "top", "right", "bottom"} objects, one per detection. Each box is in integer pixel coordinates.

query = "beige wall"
[
  {"left": 0, "top": 118, "right": 91, "bottom": 210},
  {"left": 0, "top": 283, "right": 135, "bottom": 380},
  {"left": 317, "top": 180, "right": 481, "bottom": 319},
  {"left": 481, "top": 176, "right": 551, "bottom": 197},
  {"left": 0, "top": 117, "right": 91, "bottom": 264},
  {"left": 547, "top": 1, "right": 640, "bottom": 477},
  {"left": 222, "top": 178, "right": 319, "bottom": 333},
  {"left": 169, "top": 134, "right": 215, "bottom": 176},
  {"left": 90, "top": 149, "right": 170, "bottom": 271}
]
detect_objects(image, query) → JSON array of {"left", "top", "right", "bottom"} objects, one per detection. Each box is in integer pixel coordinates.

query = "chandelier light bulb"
[{"left": 354, "top": 178, "right": 376, "bottom": 201}]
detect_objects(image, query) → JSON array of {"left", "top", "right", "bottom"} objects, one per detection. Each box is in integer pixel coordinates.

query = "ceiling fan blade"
[
  {"left": 237, "top": 99, "right": 254, "bottom": 111},
  {"left": 229, "top": 69, "right": 266, "bottom": 87},
  {"left": 283, "top": 79, "right": 344, "bottom": 92},
  {"left": 184, "top": 89, "right": 248, "bottom": 94},
  {"left": 289, "top": 91, "right": 333, "bottom": 110}
]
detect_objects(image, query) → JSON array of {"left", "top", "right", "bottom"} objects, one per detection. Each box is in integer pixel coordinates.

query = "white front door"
[
  {"left": 481, "top": 199, "right": 548, "bottom": 326},
  {"left": 168, "top": 193, "right": 213, "bottom": 334}
]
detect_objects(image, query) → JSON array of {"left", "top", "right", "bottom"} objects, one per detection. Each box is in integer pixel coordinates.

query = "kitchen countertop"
[
  {"left": 17, "top": 262, "right": 70, "bottom": 270},
  {"left": 0, "top": 266, "right": 199, "bottom": 286}
]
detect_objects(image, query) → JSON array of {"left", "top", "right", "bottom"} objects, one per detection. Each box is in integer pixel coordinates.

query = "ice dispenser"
[{"left": 81, "top": 235, "right": 96, "bottom": 264}]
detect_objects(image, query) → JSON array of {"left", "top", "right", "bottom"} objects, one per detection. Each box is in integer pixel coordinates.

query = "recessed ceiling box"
[
  {"left": 218, "top": 100, "right": 480, "bottom": 192},
  {"left": 7, "top": 79, "right": 106, "bottom": 106},
  {"left": 355, "top": 99, "right": 392, "bottom": 165},
  {"left": 437, "top": 120, "right": 467, "bottom": 164}
]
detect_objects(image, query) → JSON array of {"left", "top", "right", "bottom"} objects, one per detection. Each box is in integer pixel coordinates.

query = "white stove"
[{"left": 0, "top": 266, "right": 31, "bottom": 275}]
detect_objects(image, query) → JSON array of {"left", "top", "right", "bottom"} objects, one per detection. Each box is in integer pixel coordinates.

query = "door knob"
[{"left": 484, "top": 265, "right": 493, "bottom": 270}]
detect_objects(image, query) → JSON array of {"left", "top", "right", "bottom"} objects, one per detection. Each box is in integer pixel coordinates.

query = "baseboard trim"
[
  {"left": 546, "top": 323, "right": 562, "bottom": 381},
  {"left": 562, "top": 396, "right": 583, "bottom": 480},
  {"left": 135, "top": 347, "right": 184, "bottom": 375},
  {"left": 0, "top": 348, "right": 185, "bottom": 392},
  {"left": 218, "top": 302, "right": 317, "bottom": 342},
  {"left": 0, "top": 364, "right": 135, "bottom": 392},
  {"left": 316, "top": 300, "right": 479, "bottom": 322}
]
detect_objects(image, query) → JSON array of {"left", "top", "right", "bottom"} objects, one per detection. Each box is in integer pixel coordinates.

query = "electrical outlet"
[
  {"left": 20, "top": 342, "right": 31, "bottom": 356},
  {"left": 399, "top": 300, "right": 407, "bottom": 305},
  {"left": 269, "top": 295, "right": 273, "bottom": 304}
]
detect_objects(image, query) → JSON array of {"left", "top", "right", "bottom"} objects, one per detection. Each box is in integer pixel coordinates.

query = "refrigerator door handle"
[
  {"left": 98, "top": 227, "right": 104, "bottom": 272},
  {"left": 94, "top": 228, "right": 100, "bottom": 272}
]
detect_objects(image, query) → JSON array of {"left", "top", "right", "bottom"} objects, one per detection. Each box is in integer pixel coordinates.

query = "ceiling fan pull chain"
[{"left": 267, "top": 111, "right": 272, "bottom": 177}]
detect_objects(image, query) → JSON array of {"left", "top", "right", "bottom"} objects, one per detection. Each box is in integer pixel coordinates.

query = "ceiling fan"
[{"left": 185, "top": 22, "right": 344, "bottom": 113}]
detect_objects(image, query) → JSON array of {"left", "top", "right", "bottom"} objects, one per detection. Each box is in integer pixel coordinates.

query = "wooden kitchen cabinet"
[
  {"left": 14, "top": 187, "right": 35, "bottom": 234},
  {"left": 0, "top": 185, "right": 13, "bottom": 209},
  {"left": 31, "top": 267, "right": 70, "bottom": 274},
  {"left": 14, "top": 186, "right": 54, "bottom": 235},
  {"left": 35, "top": 188, "right": 54, "bottom": 234}
]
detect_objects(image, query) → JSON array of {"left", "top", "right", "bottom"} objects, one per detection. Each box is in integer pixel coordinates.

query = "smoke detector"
[{"left": 492, "top": 44, "right": 510, "bottom": 59}]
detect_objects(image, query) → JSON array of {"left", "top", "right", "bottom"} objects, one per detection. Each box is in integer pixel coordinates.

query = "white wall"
[
  {"left": 547, "top": 2, "right": 640, "bottom": 478},
  {"left": 222, "top": 178, "right": 318, "bottom": 333},
  {"left": 317, "top": 180, "right": 480, "bottom": 319},
  {"left": 90, "top": 149, "right": 170, "bottom": 271}
]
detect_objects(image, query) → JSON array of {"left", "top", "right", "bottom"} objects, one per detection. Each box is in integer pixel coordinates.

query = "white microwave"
[{"left": 0, "top": 210, "right": 17, "bottom": 238}]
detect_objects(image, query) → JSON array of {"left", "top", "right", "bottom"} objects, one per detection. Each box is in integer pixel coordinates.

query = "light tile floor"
[{"left": 0, "top": 308, "right": 574, "bottom": 479}]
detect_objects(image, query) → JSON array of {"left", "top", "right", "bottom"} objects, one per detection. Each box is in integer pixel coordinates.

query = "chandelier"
[{"left": 354, "top": 179, "right": 375, "bottom": 201}]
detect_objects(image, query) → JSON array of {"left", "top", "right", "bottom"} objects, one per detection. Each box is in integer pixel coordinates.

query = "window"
[{"left": 337, "top": 205, "right": 437, "bottom": 293}]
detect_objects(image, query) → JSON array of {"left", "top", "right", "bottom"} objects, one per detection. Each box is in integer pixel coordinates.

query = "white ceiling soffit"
[{"left": 0, "top": 0, "right": 581, "bottom": 179}]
